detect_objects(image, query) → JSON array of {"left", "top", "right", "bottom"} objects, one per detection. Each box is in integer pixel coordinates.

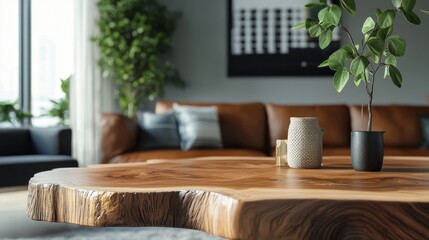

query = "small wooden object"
[{"left": 28, "top": 156, "right": 429, "bottom": 239}]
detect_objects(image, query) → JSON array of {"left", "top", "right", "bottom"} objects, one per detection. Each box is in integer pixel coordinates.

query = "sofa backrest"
[
  {"left": 265, "top": 104, "right": 351, "bottom": 149},
  {"left": 349, "top": 105, "right": 429, "bottom": 148},
  {"left": 156, "top": 102, "right": 269, "bottom": 153},
  {"left": 0, "top": 128, "right": 34, "bottom": 156}
]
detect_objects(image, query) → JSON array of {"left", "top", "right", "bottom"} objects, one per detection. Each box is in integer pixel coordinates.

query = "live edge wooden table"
[{"left": 28, "top": 156, "right": 429, "bottom": 239}]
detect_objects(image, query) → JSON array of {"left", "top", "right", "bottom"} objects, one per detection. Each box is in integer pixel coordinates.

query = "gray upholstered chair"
[{"left": 0, "top": 127, "right": 78, "bottom": 187}]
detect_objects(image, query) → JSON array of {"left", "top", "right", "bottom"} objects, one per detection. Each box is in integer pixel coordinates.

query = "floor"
[{"left": 0, "top": 187, "right": 80, "bottom": 239}]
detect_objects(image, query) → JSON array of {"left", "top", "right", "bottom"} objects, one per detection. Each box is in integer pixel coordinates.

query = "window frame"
[{"left": 19, "top": 0, "right": 32, "bottom": 126}]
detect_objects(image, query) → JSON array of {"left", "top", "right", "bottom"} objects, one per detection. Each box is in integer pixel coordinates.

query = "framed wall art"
[{"left": 227, "top": 0, "right": 340, "bottom": 76}]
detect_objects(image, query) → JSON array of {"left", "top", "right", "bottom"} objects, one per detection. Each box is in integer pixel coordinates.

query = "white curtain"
[{"left": 72, "top": 0, "right": 115, "bottom": 166}]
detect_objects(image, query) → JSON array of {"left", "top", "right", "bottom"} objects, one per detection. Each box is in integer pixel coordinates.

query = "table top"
[{"left": 28, "top": 156, "right": 429, "bottom": 239}]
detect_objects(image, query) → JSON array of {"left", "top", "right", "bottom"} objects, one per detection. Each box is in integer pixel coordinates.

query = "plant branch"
[
  {"left": 366, "top": 62, "right": 382, "bottom": 131},
  {"left": 338, "top": 24, "right": 359, "bottom": 54},
  {"left": 367, "top": 72, "right": 377, "bottom": 131}
]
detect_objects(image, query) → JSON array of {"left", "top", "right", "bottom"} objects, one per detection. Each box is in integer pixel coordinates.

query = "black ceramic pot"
[{"left": 351, "top": 131, "right": 384, "bottom": 171}]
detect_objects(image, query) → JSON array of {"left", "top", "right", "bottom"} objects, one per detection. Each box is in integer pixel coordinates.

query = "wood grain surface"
[{"left": 28, "top": 156, "right": 429, "bottom": 239}]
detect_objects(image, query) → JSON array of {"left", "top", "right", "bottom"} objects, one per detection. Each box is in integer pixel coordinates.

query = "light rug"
[{"left": 4, "top": 227, "right": 225, "bottom": 240}]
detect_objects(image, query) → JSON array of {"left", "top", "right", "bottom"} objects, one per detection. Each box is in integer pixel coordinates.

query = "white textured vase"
[{"left": 287, "top": 117, "right": 324, "bottom": 169}]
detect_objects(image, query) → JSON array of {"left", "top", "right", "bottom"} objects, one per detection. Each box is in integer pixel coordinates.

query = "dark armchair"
[{"left": 0, "top": 127, "right": 78, "bottom": 187}]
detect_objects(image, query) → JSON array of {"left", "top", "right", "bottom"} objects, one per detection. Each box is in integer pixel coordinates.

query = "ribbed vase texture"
[{"left": 287, "top": 117, "right": 323, "bottom": 169}]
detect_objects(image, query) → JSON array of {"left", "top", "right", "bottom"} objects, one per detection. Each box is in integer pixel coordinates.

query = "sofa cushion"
[
  {"left": 137, "top": 111, "right": 180, "bottom": 150},
  {"left": 419, "top": 116, "right": 429, "bottom": 148},
  {"left": 0, "top": 155, "right": 78, "bottom": 187},
  {"left": 156, "top": 102, "right": 268, "bottom": 153},
  {"left": 173, "top": 104, "right": 222, "bottom": 150},
  {"left": 30, "top": 127, "right": 72, "bottom": 155},
  {"left": 110, "top": 149, "right": 267, "bottom": 163},
  {"left": 349, "top": 105, "right": 429, "bottom": 148},
  {"left": 0, "top": 128, "right": 34, "bottom": 156},
  {"left": 266, "top": 104, "right": 351, "bottom": 149}
]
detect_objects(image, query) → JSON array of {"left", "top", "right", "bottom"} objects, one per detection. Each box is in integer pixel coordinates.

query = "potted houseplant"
[
  {"left": 93, "top": 0, "right": 185, "bottom": 118},
  {"left": 0, "top": 101, "right": 32, "bottom": 127},
  {"left": 44, "top": 75, "right": 71, "bottom": 126},
  {"left": 294, "top": 0, "right": 427, "bottom": 171}
]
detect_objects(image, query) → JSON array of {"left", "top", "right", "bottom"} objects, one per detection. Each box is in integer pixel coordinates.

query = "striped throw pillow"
[
  {"left": 173, "top": 104, "right": 223, "bottom": 150},
  {"left": 137, "top": 111, "right": 180, "bottom": 150}
]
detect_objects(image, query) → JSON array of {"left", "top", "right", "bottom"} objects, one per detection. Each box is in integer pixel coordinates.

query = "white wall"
[{"left": 160, "top": 0, "right": 429, "bottom": 105}]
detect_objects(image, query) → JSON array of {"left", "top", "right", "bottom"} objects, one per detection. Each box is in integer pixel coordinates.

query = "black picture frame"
[{"left": 227, "top": 0, "right": 340, "bottom": 77}]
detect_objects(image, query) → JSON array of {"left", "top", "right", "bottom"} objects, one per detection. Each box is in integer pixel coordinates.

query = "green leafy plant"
[
  {"left": 294, "top": 0, "right": 427, "bottom": 131},
  {"left": 0, "top": 101, "right": 32, "bottom": 126},
  {"left": 45, "top": 75, "right": 70, "bottom": 126},
  {"left": 93, "top": 0, "right": 185, "bottom": 118}
]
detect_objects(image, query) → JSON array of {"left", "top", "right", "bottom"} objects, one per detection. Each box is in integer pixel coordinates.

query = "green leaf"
[
  {"left": 305, "top": 2, "right": 327, "bottom": 8},
  {"left": 318, "top": 59, "right": 329, "bottom": 68},
  {"left": 384, "top": 65, "right": 390, "bottom": 79},
  {"left": 378, "top": 10, "right": 396, "bottom": 28},
  {"left": 402, "top": 10, "right": 421, "bottom": 25},
  {"left": 402, "top": 0, "right": 416, "bottom": 11},
  {"left": 385, "top": 55, "right": 398, "bottom": 66},
  {"left": 320, "top": 0, "right": 327, "bottom": 3},
  {"left": 340, "top": 0, "right": 356, "bottom": 16},
  {"left": 364, "top": 51, "right": 380, "bottom": 63},
  {"left": 350, "top": 56, "right": 370, "bottom": 77},
  {"left": 324, "top": 5, "right": 342, "bottom": 26},
  {"left": 364, "top": 34, "right": 370, "bottom": 44},
  {"left": 308, "top": 24, "right": 323, "bottom": 38},
  {"left": 355, "top": 44, "right": 360, "bottom": 51},
  {"left": 320, "top": 21, "right": 334, "bottom": 29},
  {"left": 328, "top": 49, "right": 348, "bottom": 71},
  {"left": 319, "top": 29, "right": 333, "bottom": 49},
  {"left": 362, "top": 17, "right": 376, "bottom": 34},
  {"left": 341, "top": 44, "right": 357, "bottom": 59},
  {"left": 305, "top": 18, "right": 318, "bottom": 29},
  {"left": 384, "top": 56, "right": 398, "bottom": 79},
  {"left": 376, "top": 8, "right": 383, "bottom": 18},
  {"left": 333, "top": 68, "right": 350, "bottom": 92},
  {"left": 389, "top": 65, "right": 403, "bottom": 87},
  {"left": 387, "top": 35, "right": 406, "bottom": 56},
  {"left": 377, "top": 26, "right": 393, "bottom": 40},
  {"left": 318, "top": 7, "right": 330, "bottom": 22},
  {"left": 354, "top": 74, "right": 364, "bottom": 86},
  {"left": 392, "top": 0, "right": 402, "bottom": 8},
  {"left": 367, "top": 37, "right": 385, "bottom": 56},
  {"left": 421, "top": 10, "right": 429, "bottom": 14},
  {"left": 292, "top": 22, "right": 305, "bottom": 30}
]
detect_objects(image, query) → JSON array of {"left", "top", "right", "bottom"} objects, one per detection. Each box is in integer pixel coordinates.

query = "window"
[
  {"left": 31, "top": 0, "right": 74, "bottom": 126},
  {"left": 0, "top": 1, "right": 19, "bottom": 102}
]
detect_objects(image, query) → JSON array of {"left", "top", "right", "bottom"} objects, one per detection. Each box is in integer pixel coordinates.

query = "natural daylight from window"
[{"left": 0, "top": 0, "right": 74, "bottom": 127}]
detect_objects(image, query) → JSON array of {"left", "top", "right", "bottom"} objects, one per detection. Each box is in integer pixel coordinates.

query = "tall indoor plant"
[
  {"left": 294, "top": 0, "right": 427, "bottom": 171},
  {"left": 93, "top": 0, "right": 185, "bottom": 118}
]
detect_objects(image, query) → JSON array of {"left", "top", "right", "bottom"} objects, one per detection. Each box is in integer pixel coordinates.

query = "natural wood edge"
[
  {"left": 27, "top": 182, "right": 241, "bottom": 239},
  {"left": 26, "top": 157, "right": 429, "bottom": 239},
  {"left": 27, "top": 181, "right": 429, "bottom": 239},
  {"left": 237, "top": 199, "right": 429, "bottom": 239}
]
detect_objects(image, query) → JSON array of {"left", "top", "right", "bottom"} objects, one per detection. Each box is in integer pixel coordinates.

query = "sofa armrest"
[
  {"left": 100, "top": 113, "right": 138, "bottom": 164},
  {"left": 29, "top": 127, "right": 72, "bottom": 155}
]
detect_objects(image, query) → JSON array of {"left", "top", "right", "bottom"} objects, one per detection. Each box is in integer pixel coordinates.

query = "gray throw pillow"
[
  {"left": 420, "top": 116, "right": 429, "bottom": 148},
  {"left": 137, "top": 111, "right": 180, "bottom": 150},
  {"left": 173, "top": 104, "right": 223, "bottom": 150}
]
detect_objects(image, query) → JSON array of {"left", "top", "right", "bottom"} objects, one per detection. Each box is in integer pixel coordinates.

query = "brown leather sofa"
[{"left": 101, "top": 102, "right": 429, "bottom": 164}]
